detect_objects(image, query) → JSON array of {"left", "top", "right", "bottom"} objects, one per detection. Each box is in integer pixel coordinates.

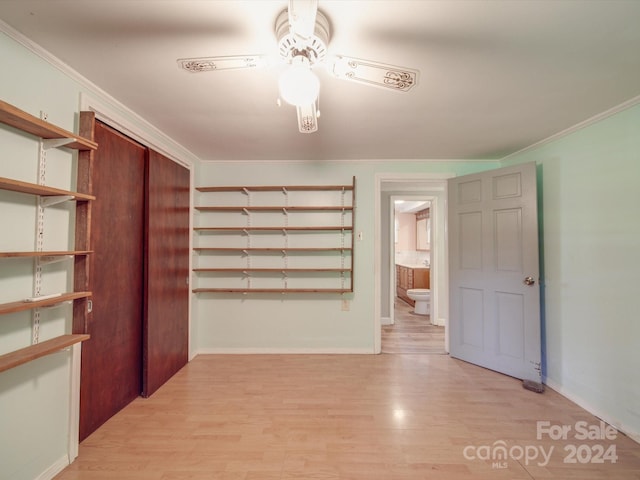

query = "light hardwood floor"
[
  {"left": 382, "top": 299, "right": 445, "bottom": 354},
  {"left": 55, "top": 351, "right": 640, "bottom": 479}
]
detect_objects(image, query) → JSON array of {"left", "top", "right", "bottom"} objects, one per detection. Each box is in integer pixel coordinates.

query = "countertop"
[{"left": 396, "top": 263, "right": 430, "bottom": 269}]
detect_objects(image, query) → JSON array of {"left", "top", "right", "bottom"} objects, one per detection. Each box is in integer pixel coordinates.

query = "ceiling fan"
[{"left": 177, "top": 0, "right": 419, "bottom": 133}]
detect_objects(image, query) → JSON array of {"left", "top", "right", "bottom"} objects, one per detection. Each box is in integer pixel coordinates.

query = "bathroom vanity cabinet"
[{"left": 396, "top": 264, "right": 430, "bottom": 306}]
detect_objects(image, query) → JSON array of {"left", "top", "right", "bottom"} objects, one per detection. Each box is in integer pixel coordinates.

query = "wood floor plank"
[
  {"left": 54, "top": 352, "right": 640, "bottom": 480},
  {"left": 382, "top": 300, "right": 445, "bottom": 354}
]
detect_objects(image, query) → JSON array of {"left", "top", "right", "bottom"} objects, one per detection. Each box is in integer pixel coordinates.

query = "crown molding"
[
  {"left": 500, "top": 94, "right": 640, "bottom": 162},
  {"left": 5, "top": 17, "right": 637, "bottom": 167},
  {"left": 198, "top": 158, "right": 499, "bottom": 164},
  {"left": 0, "top": 19, "right": 198, "bottom": 167},
  {"left": 79, "top": 93, "right": 195, "bottom": 169}
]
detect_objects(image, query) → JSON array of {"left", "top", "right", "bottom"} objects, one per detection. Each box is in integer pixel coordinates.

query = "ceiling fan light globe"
[{"left": 279, "top": 58, "right": 320, "bottom": 106}]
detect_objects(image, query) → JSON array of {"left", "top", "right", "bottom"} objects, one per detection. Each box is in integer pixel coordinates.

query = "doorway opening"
[
  {"left": 373, "top": 173, "right": 454, "bottom": 354},
  {"left": 382, "top": 197, "right": 445, "bottom": 354}
]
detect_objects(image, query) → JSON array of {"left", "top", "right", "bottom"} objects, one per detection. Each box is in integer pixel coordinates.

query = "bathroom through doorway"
[{"left": 381, "top": 196, "right": 446, "bottom": 354}]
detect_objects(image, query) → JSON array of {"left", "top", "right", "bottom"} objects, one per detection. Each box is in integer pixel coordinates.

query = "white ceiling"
[
  {"left": 395, "top": 200, "right": 430, "bottom": 214},
  {"left": 1, "top": 0, "right": 640, "bottom": 161}
]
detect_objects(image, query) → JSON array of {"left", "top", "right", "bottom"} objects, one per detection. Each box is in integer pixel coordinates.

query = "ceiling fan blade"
[
  {"left": 288, "top": 0, "right": 318, "bottom": 40},
  {"left": 296, "top": 102, "right": 318, "bottom": 133},
  {"left": 177, "top": 55, "right": 267, "bottom": 73},
  {"left": 332, "top": 56, "right": 419, "bottom": 92}
]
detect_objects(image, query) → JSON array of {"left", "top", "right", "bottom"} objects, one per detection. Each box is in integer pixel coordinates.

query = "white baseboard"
[
  {"left": 381, "top": 316, "right": 392, "bottom": 326},
  {"left": 544, "top": 378, "right": 640, "bottom": 445},
  {"left": 196, "top": 347, "right": 375, "bottom": 355},
  {"left": 431, "top": 317, "right": 446, "bottom": 327},
  {"left": 36, "top": 454, "right": 69, "bottom": 480}
]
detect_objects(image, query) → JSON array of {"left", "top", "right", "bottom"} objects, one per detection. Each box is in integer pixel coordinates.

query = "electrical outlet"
[{"left": 341, "top": 298, "right": 350, "bottom": 311}]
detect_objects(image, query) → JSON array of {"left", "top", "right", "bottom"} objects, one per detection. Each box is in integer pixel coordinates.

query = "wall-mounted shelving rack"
[
  {"left": 193, "top": 177, "right": 355, "bottom": 294},
  {"left": 0, "top": 99, "right": 95, "bottom": 373},
  {"left": 0, "top": 251, "right": 92, "bottom": 258},
  {"left": 0, "top": 334, "right": 90, "bottom": 374}
]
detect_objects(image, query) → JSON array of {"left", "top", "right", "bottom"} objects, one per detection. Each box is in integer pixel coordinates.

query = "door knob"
[{"left": 523, "top": 276, "right": 535, "bottom": 286}]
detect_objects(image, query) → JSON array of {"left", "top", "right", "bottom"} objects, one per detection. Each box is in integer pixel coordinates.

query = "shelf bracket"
[
  {"left": 242, "top": 187, "right": 250, "bottom": 196},
  {"left": 39, "top": 255, "right": 73, "bottom": 266},
  {"left": 41, "top": 195, "right": 74, "bottom": 207},
  {"left": 42, "top": 137, "right": 76, "bottom": 150},
  {"left": 242, "top": 207, "right": 250, "bottom": 215},
  {"left": 282, "top": 207, "right": 288, "bottom": 215},
  {"left": 41, "top": 300, "right": 73, "bottom": 309}
]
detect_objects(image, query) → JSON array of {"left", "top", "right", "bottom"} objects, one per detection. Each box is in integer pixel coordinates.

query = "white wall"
[
  {"left": 0, "top": 30, "right": 91, "bottom": 480},
  {"left": 3, "top": 15, "right": 638, "bottom": 480},
  {"left": 194, "top": 160, "right": 497, "bottom": 353},
  {"left": 502, "top": 101, "right": 640, "bottom": 442},
  {"left": 0, "top": 29, "right": 197, "bottom": 480},
  {"left": 395, "top": 212, "right": 417, "bottom": 250}
]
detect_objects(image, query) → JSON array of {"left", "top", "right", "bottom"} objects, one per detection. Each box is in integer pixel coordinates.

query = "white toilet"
[{"left": 407, "top": 288, "right": 430, "bottom": 315}]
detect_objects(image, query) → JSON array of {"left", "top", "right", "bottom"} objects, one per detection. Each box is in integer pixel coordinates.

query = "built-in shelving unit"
[
  {"left": 0, "top": 291, "right": 93, "bottom": 316},
  {"left": 194, "top": 247, "right": 350, "bottom": 252},
  {"left": 0, "top": 99, "right": 97, "bottom": 150},
  {"left": 0, "top": 334, "right": 90, "bottom": 374},
  {"left": 197, "top": 206, "right": 353, "bottom": 212},
  {"left": 0, "top": 251, "right": 92, "bottom": 258},
  {"left": 192, "top": 287, "right": 350, "bottom": 294},
  {"left": 194, "top": 226, "right": 351, "bottom": 232},
  {"left": 193, "top": 178, "right": 355, "bottom": 294},
  {"left": 0, "top": 99, "right": 96, "bottom": 371},
  {"left": 0, "top": 176, "right": 96, "bottom": 201}
]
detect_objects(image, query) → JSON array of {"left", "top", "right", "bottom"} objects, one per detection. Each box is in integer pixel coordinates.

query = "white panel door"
[{"left": 448, "top": 162, "right": 541, "bottom": 383}]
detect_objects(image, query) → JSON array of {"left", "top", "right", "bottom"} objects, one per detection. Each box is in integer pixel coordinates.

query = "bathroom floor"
[{"left": 382, "top": 298, "right": 446, "bottom": 354}]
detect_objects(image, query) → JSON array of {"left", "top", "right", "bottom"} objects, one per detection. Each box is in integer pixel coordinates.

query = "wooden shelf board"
[
  {"left": 0, "top": 250, "right": 93, "bottom": 258},
  {"left": 0, "top": 176, "right": 95, "bottom": 200},
  {"left": 193, "top": 268, "right": 351, "bottom": 273},
  {"left": 193, "top": 288, "right": 352, "bottom": 294},
  {"left": 195, "top": 206, "right": 353, "bottom": 212},
  {"left": 192, "top": 178, "right": 356, "bottom": 295},
  {"left": 196, "top": 184, "right": 354, "bottom": 192},
  {"left": 0, "top": 334, "right": 90, "bottom": 374},
  {"left": 0, "top": 291, "right": 92, "bottom": 315},
  {"left": 0, "top": 100, "right": 97, "bottom": 151},
  {"left": 194, "top": 247, "right": 352, "bottom": 252},
  {"left": 194, "top": 226, "right": 353, "bottom": 232}
]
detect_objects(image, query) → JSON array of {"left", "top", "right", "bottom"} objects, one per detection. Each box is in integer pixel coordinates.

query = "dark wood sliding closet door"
[
  {"left": 75, "top": 118, "right": 190, "bottom": 440},
  {"left": 78, "top": 120, "right": 146, "bottom": 441},
  {"left": 143, "top": 150, "right": 190, "bottom": 397}
]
